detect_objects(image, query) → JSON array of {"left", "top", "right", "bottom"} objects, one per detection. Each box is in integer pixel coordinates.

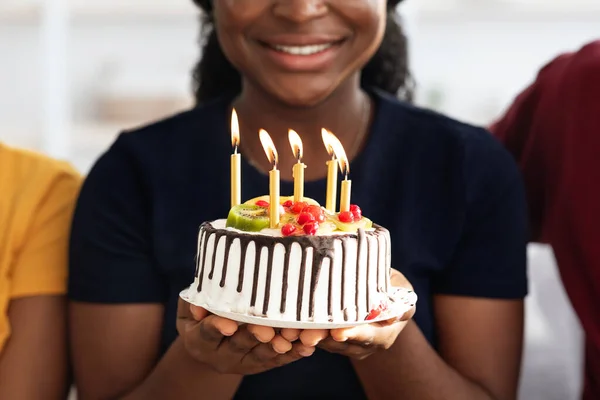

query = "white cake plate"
[{"left": 179, "top": 286, "right": 417, "bottom": 330}]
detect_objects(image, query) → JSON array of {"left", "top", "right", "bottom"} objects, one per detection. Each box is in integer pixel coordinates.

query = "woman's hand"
[
  {"left": 176, "top": 299, "right": 315, "bottom": 375},
  {"left": 293, "top": 269, "right": 415, "bottom": 360}
]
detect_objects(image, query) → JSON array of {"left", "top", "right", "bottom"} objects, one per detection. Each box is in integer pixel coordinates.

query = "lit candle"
[
  {"left": 327, "top": 131, "right": 351, "bottom": 213},
  {"left": 321, "top": 129, "right": 338, "bottom": 212},
  {"left": 259, "top": 129, "right": 280, "bottom": 228},
  {"left": 230, "top": 109, "right": 241, "bottom": 207},
  {"left": 288, "top": 129, "right": 305, "bottom": 203}
]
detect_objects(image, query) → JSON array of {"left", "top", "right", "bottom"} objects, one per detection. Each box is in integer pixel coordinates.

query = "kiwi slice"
[
  {"left": 226, "top": 204, "right": 270, "bottom": 232},
  {"left": 332, "top": 216, "right": 373, "bottom": 232}
]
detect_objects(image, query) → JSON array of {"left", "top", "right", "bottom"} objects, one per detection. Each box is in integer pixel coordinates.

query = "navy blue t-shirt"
[{"left": 69, "top": 89, "right": 528, "bottom": 399}]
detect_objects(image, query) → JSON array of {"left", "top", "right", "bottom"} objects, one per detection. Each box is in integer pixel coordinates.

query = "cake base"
[{"left": 180, "top": 286, "right": 417, "bottom": 329}]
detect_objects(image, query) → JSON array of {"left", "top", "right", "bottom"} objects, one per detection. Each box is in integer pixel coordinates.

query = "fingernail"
[
  {"left": 333, "top": 335, "right": 347, "bottom": 342},
  {"left": 299, "top": 347, "right": 315, "bottom": 357}
]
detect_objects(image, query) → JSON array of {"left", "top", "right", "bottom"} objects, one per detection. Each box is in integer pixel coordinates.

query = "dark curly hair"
[{"left": 191, "top": 0, "right": 413, "bottom": 104}]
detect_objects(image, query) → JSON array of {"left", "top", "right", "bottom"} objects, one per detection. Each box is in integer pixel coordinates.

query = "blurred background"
[{"left": 0, "top": 0, "right": 596, "bottom": 399}]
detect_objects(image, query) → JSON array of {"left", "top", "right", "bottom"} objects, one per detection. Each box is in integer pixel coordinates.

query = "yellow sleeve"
[{"left": 9, "top": 167, "right": 82, "bottom": 298}]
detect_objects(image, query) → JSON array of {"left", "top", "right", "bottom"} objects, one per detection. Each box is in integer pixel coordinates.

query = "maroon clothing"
[{"left": 491, "top": 41, "right": 600, "bottom": 400}]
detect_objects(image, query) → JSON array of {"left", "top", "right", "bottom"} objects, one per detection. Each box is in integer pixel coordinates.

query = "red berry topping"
[
  {"left": 338, "top": 211, "right": 355, "bottom": 223},
  {"left": 350, "top": 204, "right": 362, "bottom": 220},
  {"left": 297, "top": 212, "right": 315, "bottom": 226},
  {"left": 281, "top": 223, "right": 296, "bottom": 237},
  {"left": 255, "top": 200, "right": 270, "bottom": 208},
  {"left": 365, "top": 308, "right": 381, "bottom": 321},
  {"left": 290, "top": 201, "right": 307, "bottom": 214},
  {"left": 303, "top": 221, "right": 319, "bottom": 235},
  {"left": 304, "top": 205, "right": 325, "bottom": 223},
  {"left": 365, "top": 302, "right": 387, "bottom": 321},
  {"left": 282, "top": 200, "right": 294, "bottom": 208}
]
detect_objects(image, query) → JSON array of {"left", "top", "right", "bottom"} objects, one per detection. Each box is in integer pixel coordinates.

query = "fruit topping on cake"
[{"left": 226, "top": 195, "right": 372, "bottom": 236}]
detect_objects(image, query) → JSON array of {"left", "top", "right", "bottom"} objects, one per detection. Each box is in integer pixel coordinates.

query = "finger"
[
  {"left": 390, "top": 269, "right": 413, "bottom": 290},
  {"left": 190, "top": 305, "right": 209, "bottom": 321},
  {"left": 211, "top": 316, "right": 239, "bottom": 337},
  {"left": 299, "top": 329, "right": 329, "bottom": 347},
  {"left": 270, "top": 334, "right": 293, "bottom": 354},
  {"left": 225, "top": 325, "right": 261, "bottom": 354},
  {"left": 331, "top": 325, "right": 376, "bottom": 344},
  {"left": 177, "top": 298, "right": 194, "bottom": 319},
  {"left": 268, "top": 341, "right": 315, "bottom": 368},
  {"left": 197, "top": 315, "right": 237, "bottom": 350},
  {"left": 247, "top": 324, "right": 276, "bottom": 343},
  {"left": 280, "top": 328, "right": 301, "bottom": 342},
  {"left": 318, "top": 338, "right": 372, "bottom": 360}
]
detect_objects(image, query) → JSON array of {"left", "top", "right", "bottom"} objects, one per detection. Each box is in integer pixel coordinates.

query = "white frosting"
[{"left": 186, "top": 219, "right": 392, "bottom": 323}]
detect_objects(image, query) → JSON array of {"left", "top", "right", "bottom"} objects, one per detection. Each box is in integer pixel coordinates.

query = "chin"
[{"left": 266, "top": 80, "right": 341, "bottom": 108}]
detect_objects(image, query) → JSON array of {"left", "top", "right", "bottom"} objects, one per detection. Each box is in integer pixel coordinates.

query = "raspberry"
[
  {"left": 255, "top": 200, "right": 270, "bottom": 208},
  {"left": 350, "top": 204, "right": 362, "bottom": 220},
  {"left": 281, "top": 223, "right": 296, "bottom": 237},
  {"left": 297, "top": 212, "right": 315, "bottom": 226},
  {"left": 338, "top": 211, "right": 354, "bottom": 223},
  {"left": 303, "top": 205, "right": 325, "bottom": 223},
  {"left": 303, "top": 221, "right": 319, "bottom": 235},
  {"left": 290, "top": 201, "right": 307, "bottom": 214},
  {"left": 282, "top": 200, "right": 294, "bottom": 208},
  {"left": 365, "top": 302, "right": 387, "bottom": 321}
]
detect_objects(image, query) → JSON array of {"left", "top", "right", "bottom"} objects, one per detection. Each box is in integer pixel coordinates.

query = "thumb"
[{"left": 190, "top": 305, "right": 209, "bottom": 321}]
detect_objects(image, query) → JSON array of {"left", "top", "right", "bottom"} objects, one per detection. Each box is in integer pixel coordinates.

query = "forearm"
[
  {"left": 122, "top": 338, "right": 242, "bottom": 400},
  {"left": 352, "top": 321, "right": 498, "bottom": 400}
]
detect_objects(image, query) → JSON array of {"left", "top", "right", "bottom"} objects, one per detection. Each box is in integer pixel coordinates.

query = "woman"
[
  {"left": 0, "top": 142, "right": 80, "bottom": 399},
  {"left": 69, "top": 1, "right": 528, "bottom": 399}
]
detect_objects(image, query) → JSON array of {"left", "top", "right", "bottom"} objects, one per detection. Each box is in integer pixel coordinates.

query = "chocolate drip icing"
[
  {"left": 209, "top": 232, "right": 226, "bottom": 280},
  {"left": 280, "top": 243, "right": 292, "bottom": 313},
  {"left": 262, "top": 245, "right": 276, "bottom": 315},
  {"left": 356, "top": 229, "right": 366, "bottom": 320},
  {"left": 366, "top": 236, "right": 372, "bottom": 312},
  {"left": 341, "top": 240, "right": 347, "bottom": 321},
  {"left": 296, "top": 248, "right": 307, "bottom": 321},
  {"left": 237, "top": 239, "right": 248, "bottom": 293},
  {"left": 196, "top": 222, "right": 388, "bottom": 321},
  {"left": 197, "top": 230, "right": 211, "bottom": 292},
  {"left": 194, "top": 230, "right": 205, "bottom": 277},
  {"left": 219, "top": 236, "right": 234, "bottom": 287}
]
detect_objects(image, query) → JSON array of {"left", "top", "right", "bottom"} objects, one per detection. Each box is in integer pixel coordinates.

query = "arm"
[
  {"left": 0, "top": 296, "right": 68, "bottom": 400},
  {"left": 352, "top": 297, "right": 523, "bottom": 400},
  {"left": 0, "top": 161, "right": 80, "bottom": 399},
  {"left": 69, "top": 303, "right": 242, "bottom": 400}
]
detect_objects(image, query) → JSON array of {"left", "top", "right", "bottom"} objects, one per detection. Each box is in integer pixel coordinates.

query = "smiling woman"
[{"left": 68, "top": 1, "right": 528, "bottom": 400}]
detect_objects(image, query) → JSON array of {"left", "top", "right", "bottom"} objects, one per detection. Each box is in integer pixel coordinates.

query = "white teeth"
[{"left": 272, "top": 43, "right": 334, "bottom": 55}]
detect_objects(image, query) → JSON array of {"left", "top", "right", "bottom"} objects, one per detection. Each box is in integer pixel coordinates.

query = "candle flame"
[
  {"left": 288, "top": 129, "right": 303, "bottom": 161},
  {"left": 321, "top": 128, "right": 335, "bottom": 158},
  {"left": 259, "top": 129, "right": 279, "bottom": 169},
  {"left": 231, "top": 109, "right": 240, "bottom": 152},
  {"left": 327, "top": 131, "right": 350, "bottom": 178}
]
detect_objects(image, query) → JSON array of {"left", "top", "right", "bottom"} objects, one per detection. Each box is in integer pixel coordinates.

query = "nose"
[{"left": 272, "top": 0, "right": 328, "bottom": 23}]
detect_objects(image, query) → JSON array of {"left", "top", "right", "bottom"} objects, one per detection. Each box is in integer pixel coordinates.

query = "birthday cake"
[{"left": 185, "top": 196, "right": 395, "bottom": 324}]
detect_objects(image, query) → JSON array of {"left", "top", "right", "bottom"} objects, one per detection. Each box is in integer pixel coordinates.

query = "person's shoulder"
[
  {"left": 0, "top": 142, "right": 82, "bottom": 221},
  {"left": 377, "top": 90, "right": 521, "bottom": 192},
  {"left": 533, "top": 40, "right": 600, "bottom": 88},
  {"left": 0, "top": 142, "right": 81, "bottom": 190},
  {"left": 377, "top": 89, "right": 508, "bottom": 156},
  {"left": 115, "top": 95, "right": 229, "bottom": 151}
]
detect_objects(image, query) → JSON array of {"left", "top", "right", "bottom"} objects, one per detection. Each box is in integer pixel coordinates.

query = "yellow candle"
[
  {"left": 292, "top": 161, "right": 305, "bottom": 202},
  {"left": 325, "top": 159, "right": 338, "bottom": 212},
  {"left": 231, "top": 153, "right": 241, "bottom": 207},
  {"left": 340, "top": 178, "right": 351, "bottom": 213},
  {"left": 269, "top": 168, "right": 280, "bottom": 228},
  {"left": 230, "top": 109, "right": 241, "bottom": 207},
  {"left": 288, "top": 130, "right": 305, "bottom": 203},
  {"left": 259, "top": 129, "right": 280, "bottom": 228}
]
